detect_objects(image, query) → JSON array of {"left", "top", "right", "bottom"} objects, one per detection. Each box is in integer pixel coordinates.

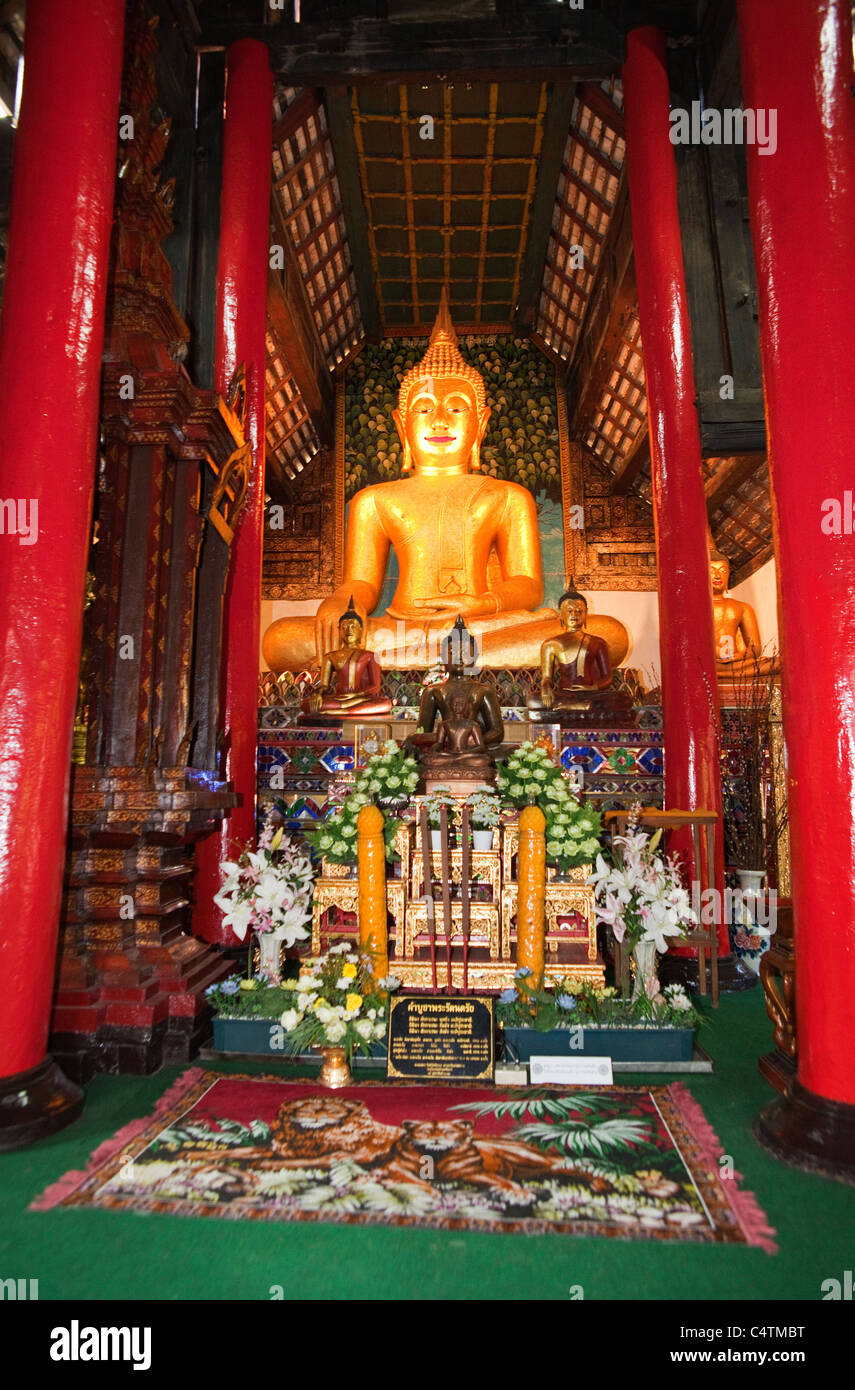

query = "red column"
[
  {"left": 193, "top": 41, "right": 272, "bottom": 944},
  {"left": 739, "top": 0, "right": 855, "bottom": 1177},
  {"left": 623, "top": 28, "right": 726, "bottom": 953},
  {"left": 0, "top": 0, "right": 125, "bottom": 1147}
]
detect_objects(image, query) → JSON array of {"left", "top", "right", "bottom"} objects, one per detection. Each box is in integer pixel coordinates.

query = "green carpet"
[{"left": 2, "top": 988, "right": 851, "bottom": 1301}]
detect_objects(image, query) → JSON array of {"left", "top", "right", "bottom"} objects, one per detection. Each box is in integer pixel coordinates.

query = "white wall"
[
  {"left": 583, "top": 589, "right": 661, "bottom": 683},
  {"left": 730, "top": 556, "right": 779, "bottom": 656}
]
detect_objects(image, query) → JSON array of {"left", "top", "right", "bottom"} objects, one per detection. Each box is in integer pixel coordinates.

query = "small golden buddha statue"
[
  {"left": 710, "top": 549, "right": 763, "bottom": 669},
  {"left": 527, "top": 583, "right": 634, "bottom": 725},
  {"left": 300, "top": 598, "right": 392, "bottom": 719},
  {"left": 264, "top": 292, "right": 631, "bottom": 672}
]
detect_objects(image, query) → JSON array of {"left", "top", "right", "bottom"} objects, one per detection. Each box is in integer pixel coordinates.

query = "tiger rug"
[{"left": 31, "top": 1071, "right": 776, "bottom": 1248}]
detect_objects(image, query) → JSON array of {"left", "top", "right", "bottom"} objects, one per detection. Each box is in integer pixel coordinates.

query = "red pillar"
[
  {"left": 623, "top": 28, "right": 727, "bottom": 954},
  {"left": 193, "top": 41, "right": 272, "bottom": 944},
  {"left": 0, "top": 0, "right": 125, "bottom": 1147},
  {"left": 739, "top": 0, "right": 855, "bottom": 1178}
]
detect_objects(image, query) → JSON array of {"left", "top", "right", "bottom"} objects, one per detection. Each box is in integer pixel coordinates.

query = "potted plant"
[
  {"left": 206, "top": 973, "right": 305, "bottom": 1055},
  {"left": 465, "top": 789, "right": 502, "bottom": 850},
  {"left": 588, "top": 812, "right": 697, "bottom": 1002},
  {"left": 423, "top": 786, "right": 457, "bottom": 850},
  {"left": 213, "top": 819, "right": 313, "bottom": 983},
  {"left": 498, "top": 969, "right": 701, "bottom": 1063},
  {"left": 280, "top": 942, "right": 400, "bottom": 1086}
]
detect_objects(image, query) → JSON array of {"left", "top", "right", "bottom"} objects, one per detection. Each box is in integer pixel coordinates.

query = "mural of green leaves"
[{"left": 344, "top": 334, "right": 562, "bottom": 503}]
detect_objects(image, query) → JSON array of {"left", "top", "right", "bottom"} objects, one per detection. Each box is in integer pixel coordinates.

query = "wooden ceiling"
[{"left": 349, "top": 79, "right": 547, "bottom": 330}]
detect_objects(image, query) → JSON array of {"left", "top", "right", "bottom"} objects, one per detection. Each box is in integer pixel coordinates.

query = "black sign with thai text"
[{"left": 386, "top": 994, "right": 495, "bottom": 1082}]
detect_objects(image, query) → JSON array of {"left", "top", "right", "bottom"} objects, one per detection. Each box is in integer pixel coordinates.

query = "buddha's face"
[
  {"left": 339, "top": 617, "right": 363, "bottom": 647},
  {"left": 393, "top": 376, "right": 490, "bottom": 474},
  {"left": 710, "top": 559, "right": 730, "bottom": 596},
  {"left": 560, "top": 598, "right": 587, "bottom": 632}
]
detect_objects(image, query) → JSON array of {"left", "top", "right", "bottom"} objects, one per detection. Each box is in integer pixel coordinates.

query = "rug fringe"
[
  {"left": 668, "top": 1082, "right": 778, "bottom": 1255},
  {"left": 29, "top": 1067, "right": 206, "bottom": 1212}
]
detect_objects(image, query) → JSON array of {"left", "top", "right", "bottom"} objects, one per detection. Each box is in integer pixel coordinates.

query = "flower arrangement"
[
  {"left": 213, "top": 821, "right": 313, "bottom": 949},
  {"left": 588, "top": 810, "right": 698, "bottom": 1002},
  {"left": 279, "top": 942, "right": 400, "bottom": 1059},
  {"left": 496, "top": 742, "right": 602, "bottom": 870},
  {"left": 496, "top": 968, "right": 701, "bottom": 1031},
  {"left": 423, "top": 785, "right": 458, "bottom": 829},
  {"left": 465, "top": 788, "right": 502, "bottom": 830},
  {"left": 588, "top": 824, "right": 697, "bottom": 955},
  {"left": 305, "top": 742, "right": 417, "bottom": 864}
]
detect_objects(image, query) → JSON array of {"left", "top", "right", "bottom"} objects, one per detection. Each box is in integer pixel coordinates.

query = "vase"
[
  {"left": 736, "top": 868, "right": 766, "bottom": 925},
  {"left": 430, "top": 829, "right": 442, "bottom": 852},
  {"left": 257, "top": 931, "right": 283, "bottom": 985},
  {"left": 316, "top": 1046, "right": 353, "bottom": 1088},
  {"left": 472, "top": 829, "right": 494, "bottom": 851},
  {"left": 631, "top": 938, "right": 660, "bottom": 1002}
]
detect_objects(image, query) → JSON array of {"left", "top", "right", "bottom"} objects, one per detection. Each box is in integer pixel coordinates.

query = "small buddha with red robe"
[{"left": 301, "top": 598, "right": 392, "bottom": 718}]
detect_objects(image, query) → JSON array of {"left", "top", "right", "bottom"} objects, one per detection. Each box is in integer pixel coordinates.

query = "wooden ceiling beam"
[
  {"left": 515, "top": 81, "right": 577, "bottom": 332},
  {"left": 610, "top": 423, "right": 651, "bottom": 495},
  {"left": 272, "top": 89, "right": 321, "bottom": 148},
  {"left": 704, "top": 451, "right": 765, "bottom": 516},
  {"left": 566, "top": 178, "right": 633, "bottom": 434},
  {"left": 197, "top": 9, "right": 624, "bottom": 84},
  {"left": 561, "top": 163, "right": 614, "bottom": 217},
  {"left": 577, "top": 81, "right": 625, "bottom": 138},
  {"left": 267, "top": 193, "right": 334, "bottom": 447},
  {"left": 323, "top": 85, "right": 382, "bottom": 338},
  {"left": 569, "top": 126, "right": 622, "bottom": 181}
]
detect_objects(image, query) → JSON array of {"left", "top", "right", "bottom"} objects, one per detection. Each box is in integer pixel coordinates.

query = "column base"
[
  {"left": 0, "top": 1057, "right": 84, "bottom": 1152},
  {"left": 659, "top": 952, "right": 759, "bottom": 994},
  {"left": 755, "top": 1080, "right": 855, "bottom": 1188}
]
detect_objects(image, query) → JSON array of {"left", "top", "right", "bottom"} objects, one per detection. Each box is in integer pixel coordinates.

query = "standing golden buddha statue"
[{"left": 264, "top": 292, "right": 630, "bottom": 673}]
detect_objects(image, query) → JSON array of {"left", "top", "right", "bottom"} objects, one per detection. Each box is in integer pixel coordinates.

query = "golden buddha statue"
[
  {"left": 527, "top": 583, "right": 634, "bottom": 725},
  {"left": 300, "top": 598, "right": 392, "bottom": 719},
  {"left": 710, "top": 549, "right": 762, "bottom": 669},
  {"left": 263, "top": 292, "right": 631, "bottom": 673}
]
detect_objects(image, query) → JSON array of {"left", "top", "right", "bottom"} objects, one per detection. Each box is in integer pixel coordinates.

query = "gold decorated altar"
[{"left": 311, "top": 810, "right": 604, "bottom": 994}]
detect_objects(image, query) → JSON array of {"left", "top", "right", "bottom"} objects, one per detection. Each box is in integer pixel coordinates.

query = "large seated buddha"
[{"left": 263, "top": 293, "right": 629, "bottom": 672}]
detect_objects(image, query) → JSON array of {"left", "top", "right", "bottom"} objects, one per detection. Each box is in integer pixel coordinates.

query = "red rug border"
[{"left": 30, "top": 1069, "right": 777, "bottom": 1251}]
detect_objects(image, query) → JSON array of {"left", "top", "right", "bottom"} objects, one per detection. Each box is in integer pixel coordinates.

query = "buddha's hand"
[
  {"left": 541, "top": 681, "right": 554, "bottom": 710},
  {"left": 410, "top": 594, "right": 498, "bottom": 618}
]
